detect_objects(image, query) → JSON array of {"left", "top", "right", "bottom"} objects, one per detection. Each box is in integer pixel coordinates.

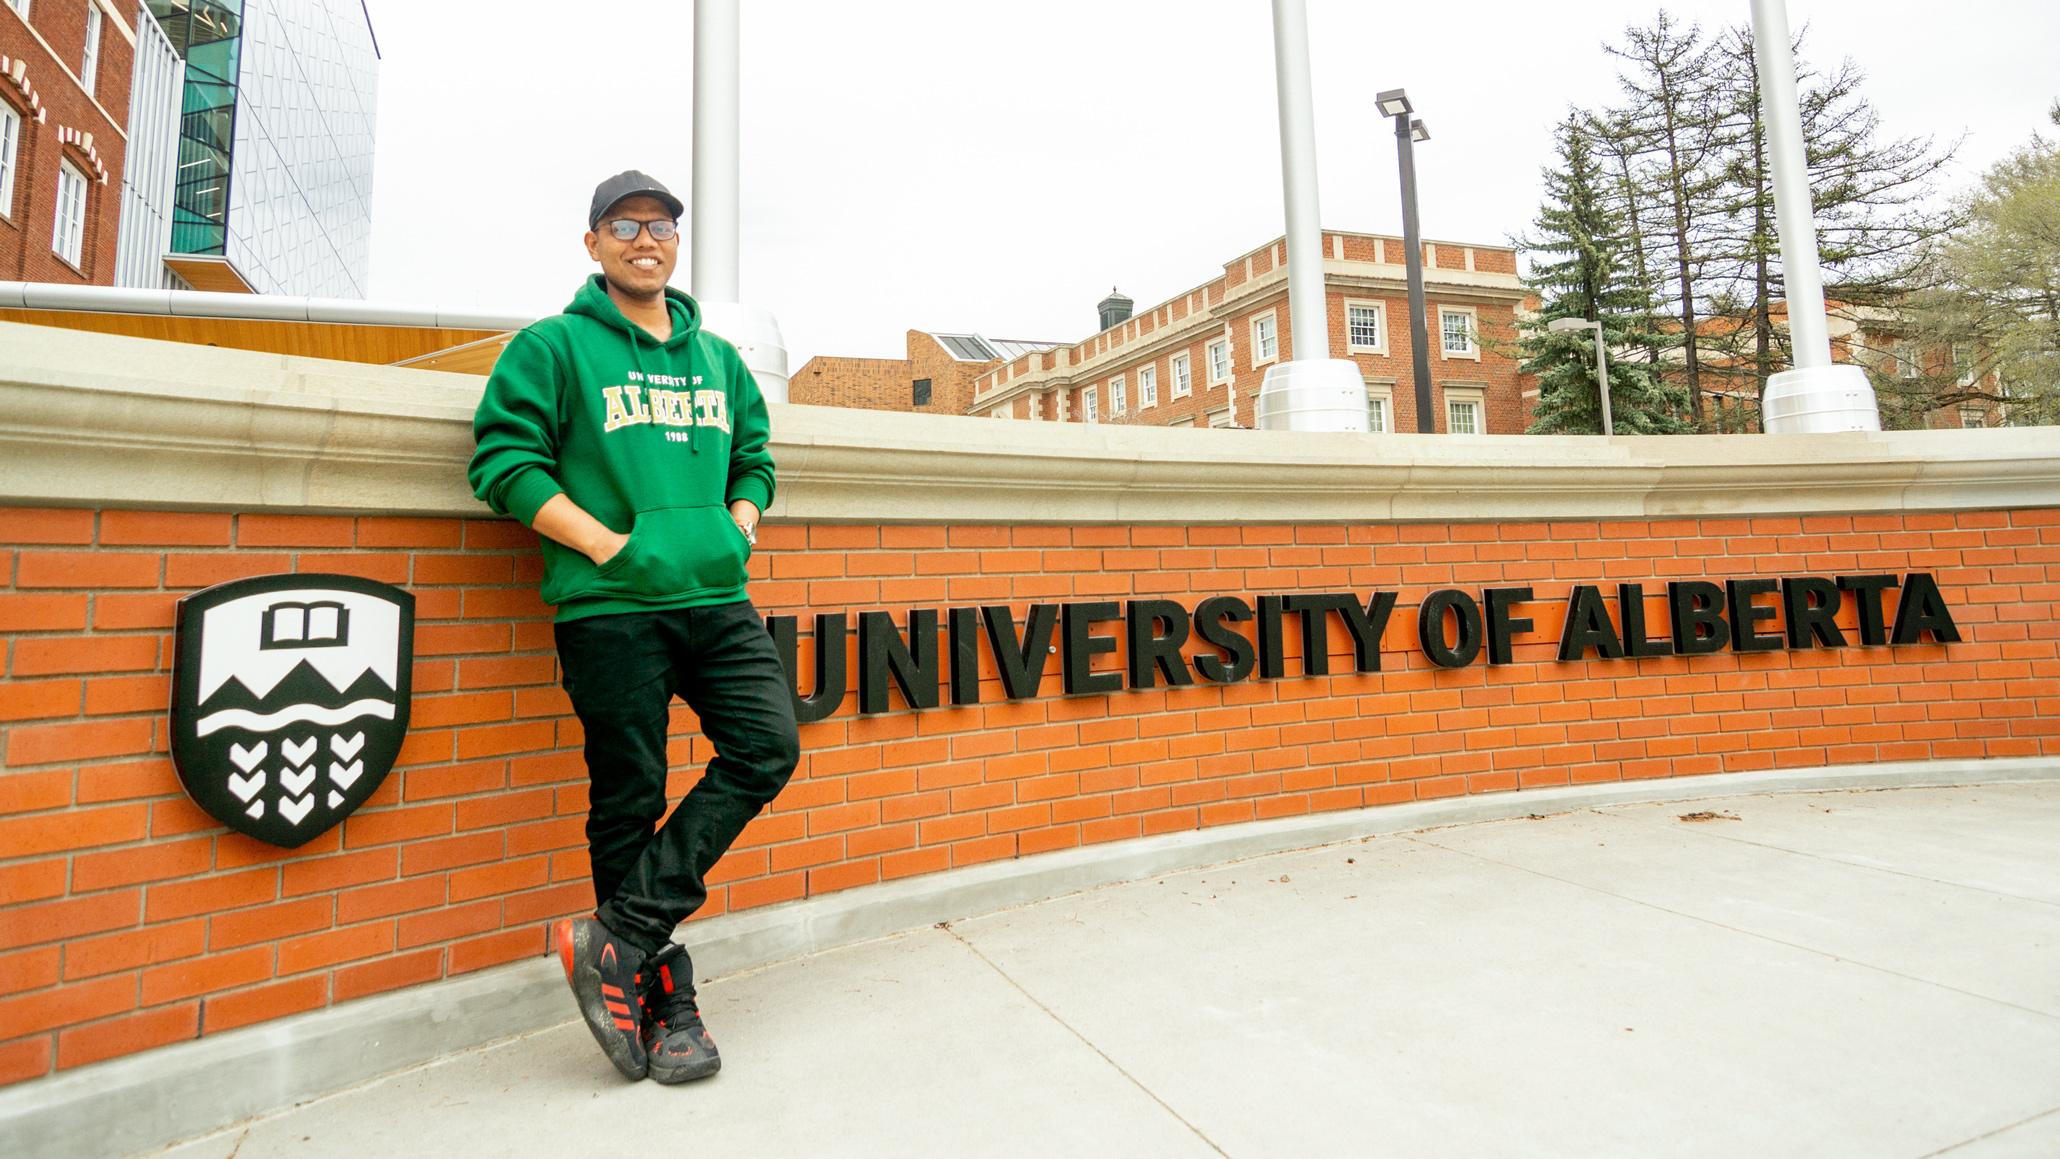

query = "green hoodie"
[{"left": 468, "top": 276, "right": 776, "bottom": 622}]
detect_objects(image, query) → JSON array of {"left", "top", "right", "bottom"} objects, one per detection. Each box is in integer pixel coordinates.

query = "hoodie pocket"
[{"left": 577, "top": 505, "right": 750, "bottom": 602}]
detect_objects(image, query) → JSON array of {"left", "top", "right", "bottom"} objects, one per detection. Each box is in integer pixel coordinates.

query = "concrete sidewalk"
[{"left": 150, "top": 784, "right": 2060, "bottom": 1159}]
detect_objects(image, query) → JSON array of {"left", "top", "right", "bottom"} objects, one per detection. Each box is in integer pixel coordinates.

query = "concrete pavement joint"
[
  {"left": 1404, "top": 832, "right": 2060, "bottom": 1025},
  {"left": 1593, "top": 793, "right": 2060, "bottom": 910},
  {"left": 1916, "top": 1105, "right": 2060, "bottom": 1157},
  {"left": 939, "top": 923, "right": 1235, "bottom": 1159}
]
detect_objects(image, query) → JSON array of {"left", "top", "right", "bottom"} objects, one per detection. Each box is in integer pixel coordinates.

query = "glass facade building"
[{"left": 123, "top": 0, "right": 378, "bottom": 297}]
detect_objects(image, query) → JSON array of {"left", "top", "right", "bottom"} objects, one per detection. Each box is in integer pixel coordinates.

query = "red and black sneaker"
[
  {"left": 640, "top": 943, "right": 721, "bottom": 1084},
  {"left": 556, "top": 916, "right": 649, "bottom": 1081}
]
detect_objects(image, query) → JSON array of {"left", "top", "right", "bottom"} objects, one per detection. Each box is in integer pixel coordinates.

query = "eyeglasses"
[{"left": 601, "top": 218, "right": 678, "bottom": 242}]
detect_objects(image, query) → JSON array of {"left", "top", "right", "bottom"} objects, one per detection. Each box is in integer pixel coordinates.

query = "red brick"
[
  {"left": 208, "top": 897, "right": 333, "bottom": 951},
  {"left": 0, "top": 678, "right": 82, "bottom": 721},
  {"left": 16, "top": 552, "right": 159, "bottom": 588},
  {"left": 0, "top": 803, "right": 148, "bottom": 857},
  {"left": 0, "top": 508, "right": 94, "bottom": 545},
  {"left": 98, "top": 511, "right": 233, "bottom": 546},
  {"left": 0, "top": 1035, "right": 53, "bottom": 1084},
  {"left": 236, "top": 514, "right": 355, "bottom": 547},
  {"left": 276, "top": 922, "right": 396, "bottom": 975},
  {"left": 164, "top": 552, "right": 293, "bottom": 587},
  {"left": 0, "top": 946, "right": 61, "bottom": 996},
  {"left": 395, "top": 900, "right": 501, "bottom": 949},
  {"left": 92, "top": 593, "right": 181, "bottom": 630},
  {"left": 63, "top": 921, "right": 206, "bottom": 981},
  {"left": 332, "top": 947, "right": 446, "bottom": 1001},
  {"left": 448, "top": 927, "right": 545, "bottom": 975},
  {"left": 0, "top": 593, "right": 89, "bottom": 631},
  {"left": 72, "top": 838, "right": 213, "bottom": 892},
  {"left": 10, "top": 636, "right": 160, "bottom": 678},
  {"left": 56, "top": 1001, "right": 199, "bottom": 1069},
  {"left": 145, "top": 867, "right": 279, "bottom": 923},
  {"left": 0, "top": 973, "right": 135, "bottom": 1038},
  {"left": 203, "top": 974, "right": 329, "bottom": 1034}
]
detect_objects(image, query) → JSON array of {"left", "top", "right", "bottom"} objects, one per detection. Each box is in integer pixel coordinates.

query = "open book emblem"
[{"left": 171, "top": 574, "right": 415, "bottom": 848}]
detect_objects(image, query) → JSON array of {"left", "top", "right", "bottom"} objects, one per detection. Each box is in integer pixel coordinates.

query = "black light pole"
[{"left": 1379, "top": 88, "right": 1434, "bottom": 433}]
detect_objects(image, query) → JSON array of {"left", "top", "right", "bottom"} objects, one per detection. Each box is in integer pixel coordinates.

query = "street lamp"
[
  {"left": 1548, "top": 317, "right": 1614, "bottom": 436},
  {"left": 1378, "top": 87, "right": 1435, "bottom": 433}
]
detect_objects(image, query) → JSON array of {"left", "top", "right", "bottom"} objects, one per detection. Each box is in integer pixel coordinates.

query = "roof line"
[{"left": 0, "top": 282, "right": 535, "bottom": 332}]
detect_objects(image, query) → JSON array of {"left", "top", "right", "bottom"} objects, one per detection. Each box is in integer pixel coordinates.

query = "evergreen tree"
[{"left": 1518, "top": 118, "right": 1687, "bottom": 435}]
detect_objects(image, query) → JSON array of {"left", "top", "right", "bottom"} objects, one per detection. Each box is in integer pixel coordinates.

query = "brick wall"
[
  {"left": 790, "top": 332, "right": 989, "bottom": 415},
  {"left": 1, "top": 0, "right": 133, "bottom": 286},
  {"left": 3, "top": 504, "right": 2056, "bottom": 1084}
]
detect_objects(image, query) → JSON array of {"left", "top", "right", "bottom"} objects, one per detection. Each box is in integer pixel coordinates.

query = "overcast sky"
[{"left": 363, "top": 1, "right": 2057, "bottom": 368}]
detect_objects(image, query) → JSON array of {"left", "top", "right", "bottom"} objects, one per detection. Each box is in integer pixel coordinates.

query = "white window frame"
[
  {"left": 81, "top": 3, "right": 102, "bottom": 97},
  {"left": 1960, "top": 407, "right": 1985, "bottom": 429},
  {"left": 1439, "top": 306, "right": 1479, "bottom": 360},
  {"left": 1443, "top": 384, "right": 1485, "bottom": 435},
  {"left": 52, "top": 161, "right": 87, "bottom": 269},
  {"left": 1082, "top": 386, "right": 1099, "bottom": 424},
  {"left": 1206, "top": 405, "right": 1234, "bottom": 428},
  {"left": 1171, "top": 353, "right": 1192, "bottom": 398},
  {"left": 1138, "top": 364, "right": 1158, "bottom": 409},
  {"left": 1953, "top": 344, "right": 1976, "bottom": 387},
  {"left": 1207, "top": 339, "right": 1231, "bottom": 385},
  {"left": 1364, "top": 381, "right": 1395, "bottom": 434},
  {"left": 1251, "top": 311, "right": 1280, "bottom": 367},
  {"left": 1109, "top": 375, "right": 1126, "bottom": 415},
  {"left": 1896, "top": 341, "right": 1921, "bottom": 380},
  {"left": 0, "top": 103, "right": 19, "bottom": 221},
  {"left": 1345, "top": 299, "right": 1388, "bottom": 355}
]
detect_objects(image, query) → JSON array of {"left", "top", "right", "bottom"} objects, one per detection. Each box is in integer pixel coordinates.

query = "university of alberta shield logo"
[{"left": 171, "top": 574, "right": 415, "bottom": 848}]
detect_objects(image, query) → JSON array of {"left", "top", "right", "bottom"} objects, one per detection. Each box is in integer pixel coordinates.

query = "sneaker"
[
  {"left": 640, "top": 943, "right": 721, "bottom": 1084},
  {"left": 556, "top": 916, "right": 649, "bottom": 1080}
]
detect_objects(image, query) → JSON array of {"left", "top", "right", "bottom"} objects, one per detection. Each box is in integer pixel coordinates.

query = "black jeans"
[{"left": 555, "top": 601, "right": 799, "bottom": 955}]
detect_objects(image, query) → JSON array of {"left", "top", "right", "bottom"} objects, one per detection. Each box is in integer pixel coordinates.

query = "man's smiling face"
[{"left": 585, "top": 195, "right": 678, "bottom": 302}]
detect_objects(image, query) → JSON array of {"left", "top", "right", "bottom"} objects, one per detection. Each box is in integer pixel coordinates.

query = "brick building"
[
  {"left": 2, "top": 0, "right": 134, "bottom": 286},
  {"left": 798, "top": 230, "right": 1528, "bottom": 433},
  {"left": 791, "top": 330, "right": 1061, "bottom": 416}
]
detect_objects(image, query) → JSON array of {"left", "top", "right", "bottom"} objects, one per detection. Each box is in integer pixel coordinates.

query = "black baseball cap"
[{"left": 588, "top": 170, "right": 685, "bottom": 230}]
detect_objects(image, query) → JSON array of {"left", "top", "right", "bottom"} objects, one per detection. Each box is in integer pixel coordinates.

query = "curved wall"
[{"left": 1, "top": 322, "right": 2056, "bottom": 1084}]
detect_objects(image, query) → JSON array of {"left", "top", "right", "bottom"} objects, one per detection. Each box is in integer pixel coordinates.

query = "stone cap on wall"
[{"left": 4, "top": 321, "right": 2057, "bottom": 524}]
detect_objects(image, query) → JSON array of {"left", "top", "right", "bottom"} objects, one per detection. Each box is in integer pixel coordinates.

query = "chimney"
[{"left": 1097, "top": 287, "right": 1133, "bottom": 333}]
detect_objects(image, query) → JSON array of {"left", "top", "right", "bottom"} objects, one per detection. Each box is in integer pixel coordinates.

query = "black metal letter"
[
  {"left": 1617, "top": 584, "right": 1673, "bottom": 658},
  {"left": 766, "top": 613, "right": 848, "bottom": 724},
  {"left": 1256, "top": 595, "right": 1287, "bottom": 679},
  {"left": 1419, "top": 589, "right": 1484, "bottom": 668},
  {"left": 858, "top": 609, "right": 940, "bottom": 713},
  {"left": 1061, "top": 602, "right": 1123, "bottom": 695},
  {"left": 1192, "top": 596, "right": 1256, "bottom": 683},
  {"left": 1338, "top": 592, "right": 1400, "bottom": 672},
  {"left": 1839, "top": 574, "right": 1900, "bottom": 646},
  {"left": 1483, "top": 587, "right": 1534, "bottom": 665},
  {"left": 1782, "top": 577, "right": 1847, "bottom": 649},
  {"left": 948, "top": 606, "right": 981, "bottom": 705},
  {"left": 980, "top": 604, "right": 1059, "bottom": 700},
  {"left": 1667, "top": 581, "right": 1730, "bottom": 655},
  {"left": 1125, "top": 600, "right": 1194, "bottom": 689},
  {"left": 1558, "top": 585, "right": 1625, "bottom": 662},
  {"left": 1727, "top": 579, "right": 1783, "bottom": 652},
  {"left": 1283, "top": 594, "right": 1357, "bottom": 676},
  {"left": 1891, "top": 573, "right": 1962, "bottom": 645}
]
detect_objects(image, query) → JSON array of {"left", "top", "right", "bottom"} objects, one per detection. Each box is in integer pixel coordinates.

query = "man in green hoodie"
[{"left": 468, "top": 171, "right": 798, "bottom": 1085}]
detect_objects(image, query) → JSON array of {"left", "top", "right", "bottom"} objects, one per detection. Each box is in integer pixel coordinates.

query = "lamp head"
[
  {"left": 1376, "top": 88, "right": 1413, "bottom": 118},
  {"left": 1410, "top": 119, "right": 1431, "bottom": 143},
  {"left": 1547, "top": 318, "right": 1595, "bottom": 334}
]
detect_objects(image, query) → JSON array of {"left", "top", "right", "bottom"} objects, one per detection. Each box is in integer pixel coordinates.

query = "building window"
[
  {"left": 1083, "top": 386, "right": 1099, "bottom": 423},
  {"left": 1253, "top": 313, "right": 1279, "bottom": 364},
  {"left": 1139, "top": 365, "right": 1158, "bottom": 409},
  {"left": 912, "top": 378, "right": 932, "bottom": 406},
  {"left": 1897, "top": 342, "right": 1921, "bottom": 380},
  {"left": 1447, "top": 398, "right": 1479, "bottom": 434},
  {"left": 1347, "top": 302, "right": 1384, "bottom": 351},
  {"left": 1168, "top": 415, "right": 1195, "bottom": 428},
  {"left": 1172, "top": 353, "right": 1192, "bottom": 398},
  {"left": 1207, "top": 340, "right": 1231, "bottom": 384},
  {"left": 1207, "top": 406, "right": 1234, "bottom": 428},
  {"left": 81, "top": 4, "right": 102, "bottom": 97},
  {"left": 1441, "top": 309, "right": 1476, "bottom": 357},
  {"left": 53, "top": 162, "right": 87, "bottom": 268},
  {"left": 1366, "top": 389, "right": 1391, "bottom": 433},
  {"left": 0, "top": 103, "right": 19, "bottom": 220},
  {"left": 1960, "top": 407, "right": 1985, "bottom": 429},
  {"left": 1953, "top": 345, "right": 1976, "bottom": 386},
  {"left": 1109, "top": 376, "right": 1126, "bottom": 415}
]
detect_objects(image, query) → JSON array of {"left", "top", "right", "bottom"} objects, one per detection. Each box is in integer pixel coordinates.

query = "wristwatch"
[{"left": 738, "top": 521, "right": 757, "bottom": 545}]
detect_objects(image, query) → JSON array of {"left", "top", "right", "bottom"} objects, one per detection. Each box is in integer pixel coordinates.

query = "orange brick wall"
[
  {"left": 790, "top": 332, "right": 989, "bottom": 415},
  {"left": 1, "top": 0, "right": 133, "bottom": 286},
  {"left": 4, "top": 505, "right": 2057, "bottom": 1084}
]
